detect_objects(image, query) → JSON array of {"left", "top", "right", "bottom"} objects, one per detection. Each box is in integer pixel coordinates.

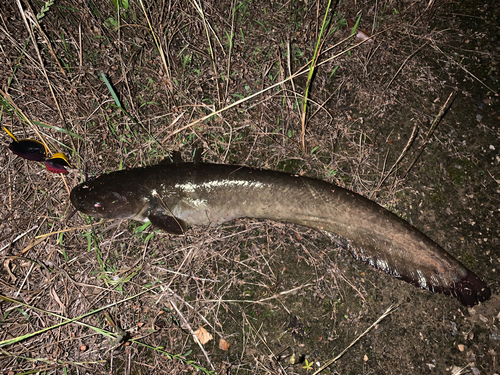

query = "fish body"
[
  {"left": 8, "top": 139, "right": 48, "bottom": 161},
  {"left": 70, "top": 163, "right": 491, "bottom": 306}
]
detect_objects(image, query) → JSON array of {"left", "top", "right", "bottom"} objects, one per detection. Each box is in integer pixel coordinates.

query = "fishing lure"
[{"left": 4, "top": 126, "right": 72, "bottom": 174}]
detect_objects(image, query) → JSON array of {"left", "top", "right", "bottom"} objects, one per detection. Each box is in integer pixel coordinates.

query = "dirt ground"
[{"left": 1, "top": 0, "right": 499, "bottom": 374}]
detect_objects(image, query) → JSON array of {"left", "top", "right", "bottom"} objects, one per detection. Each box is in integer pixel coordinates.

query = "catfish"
[{"left": 70, "top": 162, "right": 491, "bottom": 306}]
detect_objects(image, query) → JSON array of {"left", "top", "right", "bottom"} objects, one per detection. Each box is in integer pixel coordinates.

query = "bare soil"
[{"left": 0, "top": 0, "right": 499, "bottom": 374}]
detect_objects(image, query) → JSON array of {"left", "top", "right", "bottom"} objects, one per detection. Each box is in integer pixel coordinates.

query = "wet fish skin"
[{"left": 70, "top": 163, "right": 491, "bottom": 306}]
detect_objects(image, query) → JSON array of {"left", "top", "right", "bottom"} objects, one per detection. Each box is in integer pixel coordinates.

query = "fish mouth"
[{"left": 67, "top": 204, "right": 107, "bottom": 221}]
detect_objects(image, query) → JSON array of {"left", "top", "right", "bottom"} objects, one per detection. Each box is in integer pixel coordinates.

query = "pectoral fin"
[{"left": 148, "top": 206, "right": 187, "bottom": 235}]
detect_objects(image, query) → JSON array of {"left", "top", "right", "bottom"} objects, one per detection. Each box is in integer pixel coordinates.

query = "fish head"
[{"left": 70, "top": 180, "right": 152, "bottom": 220}]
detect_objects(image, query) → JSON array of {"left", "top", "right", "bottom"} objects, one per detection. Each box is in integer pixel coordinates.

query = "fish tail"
[{"left": 450, "top": 271, "right": 491, "bottom": 306}]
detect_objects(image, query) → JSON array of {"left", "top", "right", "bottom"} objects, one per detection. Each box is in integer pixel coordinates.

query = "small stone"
[
  {"left": 479, "top": 314, "right": 489, "bottom": 323},
  {"left": 458, "top": 344, "right": 465, "bottom": 352}
]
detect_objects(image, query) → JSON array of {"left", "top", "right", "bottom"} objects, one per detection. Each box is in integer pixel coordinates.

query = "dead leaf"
[
  {"left": 219, "top": 338, "right": 230, "bottom": 351},
  {"left": 3, "top": 259, "right": 17, "bottom": 282},
  {"left": 51, "top": 287, "right": 65, "bottom": 313},
  {"left": 193, "top": 326, "right": 212, "bottom": 345}
]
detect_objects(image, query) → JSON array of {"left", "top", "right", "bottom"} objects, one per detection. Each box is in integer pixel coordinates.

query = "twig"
[
  {"left": 244, "top": 312, "right": 288, "bottom": 373},
  {"left": 402, "top": 91, "right": 456, "bottom": 178},
  {"left": 377, "top": 123, "right": 419, "bottom": 189},
  {"left": 487, "top": 170, "right": 500, "bottom": 185},
  {"left": 386, "top": 42, "right": 429, "bottom": 89},
  {"left": 137, "top": 0, "right": 173, "bottom": 91},
  {"left": 0, "top": 225, "right": 38, "bottom": 253},
  {"left": 312, "top": 304, "right": 399, "bottom": 374},
  {"left": 431, "top": 42, "right": 496, "bottom": 92},
  {"left": 169, "top": 300, "right": 215, "bottom": 371}
]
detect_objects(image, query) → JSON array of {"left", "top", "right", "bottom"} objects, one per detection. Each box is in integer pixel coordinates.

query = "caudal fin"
[{"left": 450, "top": 271, "right": 491, "bottom": 307}]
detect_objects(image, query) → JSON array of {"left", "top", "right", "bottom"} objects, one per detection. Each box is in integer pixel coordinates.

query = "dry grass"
[{"left": 1, "top": 0, "right": 498, "bottom": 374}]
